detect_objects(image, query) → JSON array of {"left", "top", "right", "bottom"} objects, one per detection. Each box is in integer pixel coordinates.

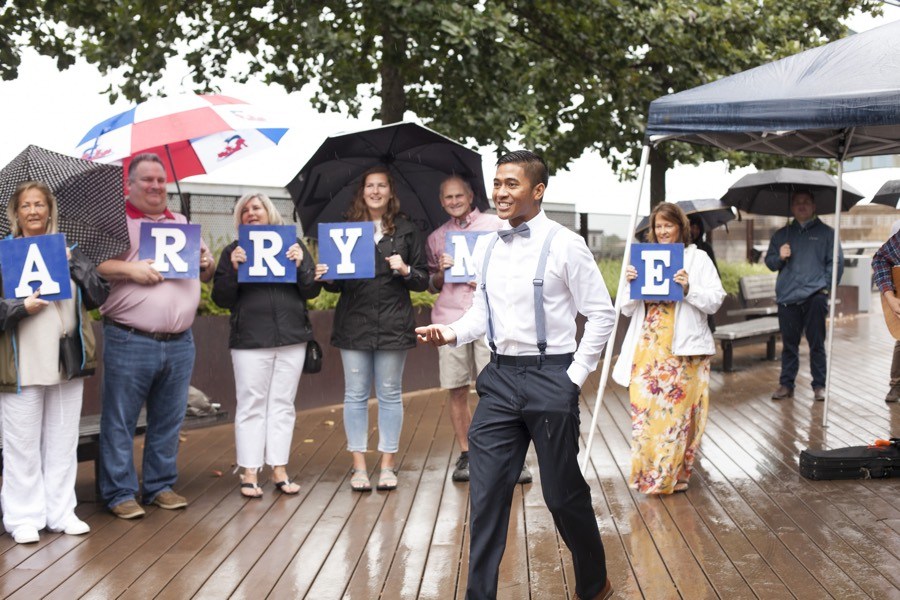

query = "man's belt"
[
  {"left": 491, "top": 353, "right": 573, "bottom": 367},
  {"left": 103, "top": 318, "right": 186, "bottom": 342}
]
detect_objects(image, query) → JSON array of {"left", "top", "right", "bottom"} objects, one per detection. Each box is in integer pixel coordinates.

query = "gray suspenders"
[{"left": 480, "top": 224, "right": 563, "bottom": 359}]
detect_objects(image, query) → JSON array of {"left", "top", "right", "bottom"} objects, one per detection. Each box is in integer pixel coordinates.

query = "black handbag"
[
  {"left": 304, "top": 340, "right": 323, "bottom": 374},
  {"left": 58, "top": 334, "right": 83, "bottom": 380}
]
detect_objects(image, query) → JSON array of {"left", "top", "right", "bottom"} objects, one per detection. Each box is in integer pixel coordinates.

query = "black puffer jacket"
[
  {"left": 211, "top": 238, "right": 321, "bottom": 349},
  {"left": 325, "top": 215, "right": 428, "bottom": 350}
]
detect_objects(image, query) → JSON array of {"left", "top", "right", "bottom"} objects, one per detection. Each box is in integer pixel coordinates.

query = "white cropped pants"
[{"left": 231, "top": 344, "right": 306, "bottom": 469}]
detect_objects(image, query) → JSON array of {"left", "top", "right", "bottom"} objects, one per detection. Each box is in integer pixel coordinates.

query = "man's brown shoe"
[
  {"left": 151, "top": 491, "right": 187, "bottom": 510},
  {"left": 771, "top": 385, "right": 793, "bottom": 400},
  {"left": 576, "top": 579, "right": 613, "bottom": 600},
  {"left": 110, "top": 499, "right": 145, "bottom": 519},
  {"left": 885, "top": 387, "right": 900, "bottom": 403},
  {"left": 813, "top": 387, "right": 826, "bottom": 402}
]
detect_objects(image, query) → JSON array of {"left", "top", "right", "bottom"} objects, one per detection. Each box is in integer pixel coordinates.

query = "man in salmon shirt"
[{"left": 97, "top": 153, "right": 215, "bottom": 519}]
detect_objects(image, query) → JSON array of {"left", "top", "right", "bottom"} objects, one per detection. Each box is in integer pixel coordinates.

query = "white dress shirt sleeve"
[
  {"left": 448, "top": 236, "right": 490, "bottom": 347},
  {"left": 565, "top": 236, "right": 616, "bottom": 387}
]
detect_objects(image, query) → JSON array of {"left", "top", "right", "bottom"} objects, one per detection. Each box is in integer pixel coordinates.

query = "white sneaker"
[
  {"left": 12, "top": 526, "right": 39, "bottom": 544},
  {"left": 63, "top": 519, "right": 90, "bottom": 536}
]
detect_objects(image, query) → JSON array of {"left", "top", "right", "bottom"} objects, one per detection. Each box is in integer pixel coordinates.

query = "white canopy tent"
[{"left": 583, "top": 21, "right": 900, "bottom": 471}]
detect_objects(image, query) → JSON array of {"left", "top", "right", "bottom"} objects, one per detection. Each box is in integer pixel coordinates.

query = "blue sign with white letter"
[
  {"left": 630, "top": 243, "right": 684, "bottom": 301},
  {"left": 317, "top": 222, "right": 375, "bottom": 280},
  {"left": 444, "top": 231, "right": 490, "bottom": 283},
  {"left": 138, "top": 223, "right": 201, "bottom": 279},
  {"left": 0, "top": 233, "right": 72, "bottom": 301},
  {"left": 237, "top": 225, "right": 297, "bottom": 283}
]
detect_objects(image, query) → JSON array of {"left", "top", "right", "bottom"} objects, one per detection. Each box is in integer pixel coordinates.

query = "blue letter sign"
[
  {"left": 444, "top": 231, "right": 490, "bottom": 283},
  {"left": 0, "top": 233, "right": 72, "bottom": 301},
  {"left": 138, "top": 223, "right": 201, "bottom": 279},
  {"left": 237, "top": 225, "right": 297, "bottom": 283},
  {"left": 317, "top": 222, "right": 375, "bottom": 280},
  {"left": 630, "top": 243, "right": 684, "bottom": 302}
]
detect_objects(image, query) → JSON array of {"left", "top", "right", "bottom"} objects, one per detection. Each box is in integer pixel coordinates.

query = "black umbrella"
[
  {"left": 287, "top": 122, "right": 489, "bottom": 237},
  {"left": 720, "top": 168, "right": 864, "bottom": 216},
  {"left": 635, "top": 198, "right": 735, "bottom": 238},
  {"left": 0, "top": 145, "right": 129, "bottom": 264},
  {"left": 870, "top": 180, "right": 900, "bottom": 209}
]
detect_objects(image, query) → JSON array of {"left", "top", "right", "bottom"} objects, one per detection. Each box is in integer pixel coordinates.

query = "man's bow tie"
[{"left": 498, "top": 223, "right": 531, "bottom": 243}]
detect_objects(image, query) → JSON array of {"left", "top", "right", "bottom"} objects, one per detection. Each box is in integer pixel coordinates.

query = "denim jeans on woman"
[
  {"left": 340, "top": 349, "right": 407, "bottom": 453},
  {"left": 98, "top": 323, "right": 195, "bottom": 508}
]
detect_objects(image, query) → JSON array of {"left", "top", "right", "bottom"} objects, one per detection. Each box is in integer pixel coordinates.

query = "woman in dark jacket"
[
  {"left": 212, "top": 192, "right": 321, "bottom": 498},
  {"left": 315, "top": 166, "right": 428, "bottom": 492},
  {"left": 0, "top": 181, "right": 109, "bottom": 544}
]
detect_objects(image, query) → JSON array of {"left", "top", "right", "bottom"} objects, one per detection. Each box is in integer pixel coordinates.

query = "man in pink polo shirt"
[
  {"left": 97, "top": 153, "right": 215, "bottom": 519},
  {"left": 427, "top": 176, "right": 531, "bottom": 484}
]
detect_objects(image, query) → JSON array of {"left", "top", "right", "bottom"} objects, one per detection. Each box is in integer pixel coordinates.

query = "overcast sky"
[{"left": 0, "top": 5, "right": 898, "bottom": 219}]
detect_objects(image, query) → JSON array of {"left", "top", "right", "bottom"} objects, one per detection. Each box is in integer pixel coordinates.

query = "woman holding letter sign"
[
  {"left": 212, "top": 192, "right": 321, "bottom": 498},
  {"left": 0, "top": 181, "right": 109, "bottom": 543},
  {"left": 614, "top": 202, "right": 724, "bottom": 494},
  {"left": 315, "top": 166, "right": 428, "bottom": 492}
]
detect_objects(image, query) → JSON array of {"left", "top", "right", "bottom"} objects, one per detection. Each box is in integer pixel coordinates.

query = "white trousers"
[
  {"left": 0, "top": 380, "right": 84, "bottom": 533},
  {"left": 231, "top": 344, "right": 306, "bottom": 469}
]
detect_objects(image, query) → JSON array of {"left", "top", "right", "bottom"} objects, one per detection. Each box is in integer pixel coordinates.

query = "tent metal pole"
[
  {"left": 580, "top": 144, "right": 650, "bottom": 475},
  {"left": 822, "top": 160, "right": 844, "bottom": 427}
]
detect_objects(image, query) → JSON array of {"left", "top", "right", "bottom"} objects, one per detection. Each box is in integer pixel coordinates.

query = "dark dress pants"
[
  {"left": 466, "top": 359, "right": 606, "bottom": 600},
  {"left": 777, "top": 292, "right": 828, "bottom": 389}
]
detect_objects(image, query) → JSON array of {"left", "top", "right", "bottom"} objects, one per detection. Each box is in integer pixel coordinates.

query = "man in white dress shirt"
[{"left": 416, "top": 151, "right": 614, "bottom": 600}]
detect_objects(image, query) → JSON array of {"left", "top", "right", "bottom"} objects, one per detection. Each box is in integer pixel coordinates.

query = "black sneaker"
[
  {"left": 517, "top": 464, "right": 533, "bottom": 484},
  {"left": 452, "top": 453, "right": 470, "bottom": 482}
]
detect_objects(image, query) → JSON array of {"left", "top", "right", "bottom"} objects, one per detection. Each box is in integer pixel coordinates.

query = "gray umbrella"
[
  {"left": 870, "top": 179, "right": 900, "bottom": 209},
  {"left": 0, "top": 145, "right": 129, "bottom": 264},
  {"left": 720, "top": 168, "right": 864, "bottom": 216},
  {"left": 635, "top": 198, "right": 735, "bottom": 238}
]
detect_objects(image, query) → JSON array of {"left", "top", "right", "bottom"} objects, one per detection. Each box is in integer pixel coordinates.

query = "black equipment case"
[{"left": 800, "top": 439, "right": 899, "bottom": 480}]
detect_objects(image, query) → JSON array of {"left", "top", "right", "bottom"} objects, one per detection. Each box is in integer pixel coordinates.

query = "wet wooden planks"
[{"left": 0, "top": 312, "right": 897, "bottom": 598}]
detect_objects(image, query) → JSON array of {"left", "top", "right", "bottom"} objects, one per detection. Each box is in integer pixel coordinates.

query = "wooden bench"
[
  {"left": 726, "top": 274, "right": 778, "bottom": 319},
  {"left": 713, "top": 316, "right": 781, "bottom": 371},
  {"left": 715, "top": 274, "right": 780, "bottom": 371},
  {"left": 0, "top": 409, "right": 228, "bottom": 495}
]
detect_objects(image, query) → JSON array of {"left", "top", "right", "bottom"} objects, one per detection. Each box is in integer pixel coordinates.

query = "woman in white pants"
[
  {"left": 0, "top": 181, "right": 109, "bottom": 543},
  {"left": 211, "top": 193, "right": 321, "bottom": 498}
]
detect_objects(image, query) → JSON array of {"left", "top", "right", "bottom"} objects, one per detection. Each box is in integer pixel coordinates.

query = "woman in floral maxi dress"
[{"left": 612, "top": 202, "right": 725, "bottom": 494}]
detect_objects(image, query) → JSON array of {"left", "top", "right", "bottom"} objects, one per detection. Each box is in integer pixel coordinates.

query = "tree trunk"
[
  {"left": 649, "top": 146, "right": 667, "bottom": 207},
  {"left": 380, "top": 22, "right": 406, "bottom": 124}
]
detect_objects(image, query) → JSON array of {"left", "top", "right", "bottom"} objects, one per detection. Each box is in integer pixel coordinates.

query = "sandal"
[
  {"left": 350, "top": 468, "right": 372, "bottom": 492},
  {"left": 274, "top": 479, "right": 300, "bottom": 495},
  {"left": 239, "top": 474, "right": 263, "bottom": 499},
  {"left": 673, "top": 481, "right": 689, "bottom": 493},
  {"left": 376, "top": 467, "right": 398, "bottom": 491}
]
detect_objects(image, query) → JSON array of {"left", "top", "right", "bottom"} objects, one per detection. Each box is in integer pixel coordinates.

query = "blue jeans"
[
  {"left": 99, "top": 324, "right": 195, "bottom": 508},
  {"left": 340, "top": 349, "right": 407, "bottom": 453}
]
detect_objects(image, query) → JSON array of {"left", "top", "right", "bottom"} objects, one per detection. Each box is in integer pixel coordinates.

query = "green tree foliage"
[
  {"left": 7, "top": 1, "right": 881, "bottom": 199},
  {"left": 0, "top": 1, "right": 74, "bottom": 80}
]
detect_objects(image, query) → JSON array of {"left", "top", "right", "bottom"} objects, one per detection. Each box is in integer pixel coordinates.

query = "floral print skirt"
[{"left": 628, "top": 302, "right": 710, "bottom": 494}]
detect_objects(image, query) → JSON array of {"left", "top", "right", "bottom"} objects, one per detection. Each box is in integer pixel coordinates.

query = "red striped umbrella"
[{"left": 75, "top": 94, "right": 289, "bottom": 183}]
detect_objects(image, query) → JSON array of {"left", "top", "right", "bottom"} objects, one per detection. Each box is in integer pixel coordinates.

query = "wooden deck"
[{"left": 0, "top": 310, "right": 898, "bottom": 599}]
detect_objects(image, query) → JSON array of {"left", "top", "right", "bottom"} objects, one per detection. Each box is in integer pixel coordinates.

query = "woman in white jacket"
[{"left": 613, "top": 202, "right": 725, "bottom": 494}]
